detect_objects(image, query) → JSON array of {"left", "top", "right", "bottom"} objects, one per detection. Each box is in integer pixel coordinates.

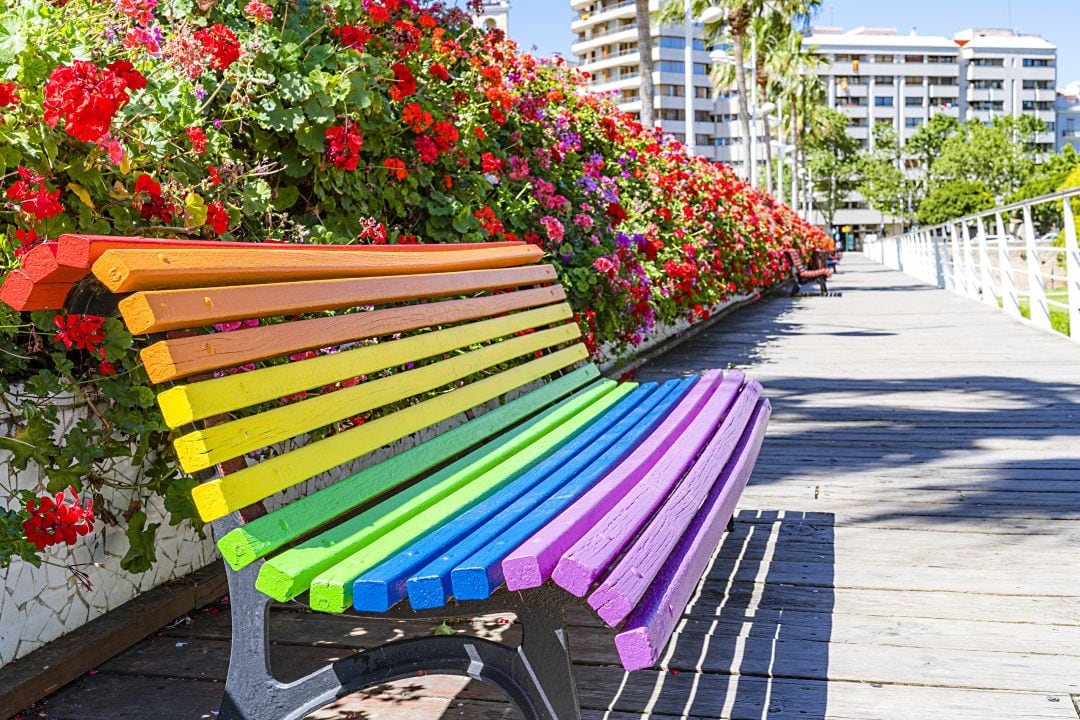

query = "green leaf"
[
  {"left": 44, "top": 462, "right": 88, "bottom": 494},
  {"left": 272, "top": 185, "right": 300, "bottom": 211},
  {"left": 0, "top": 16, "right": 26, "bottom": 65},
  {"left": 0, "top": 414, "right": 55, "bottom": 471},
  {"left": 184, "top": 192, "right": 207, "bottom": 228},
  {"left": 266, "top": 106, "right": 305, "bottom": 132},
  {"left": 0, "top": 508, "right": 40, "bottom": 569},
  {"left": 120, "top": 510, "right": 160, "bottom": 574},
  {"left": 162, "top": 476, "right": 201, "bottom": 527},
  {"left": 242, "top": 179, "right": 273, "bottom": 215}
]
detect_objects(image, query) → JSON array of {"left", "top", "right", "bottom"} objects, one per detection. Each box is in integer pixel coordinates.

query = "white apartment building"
[
  {"left": 476, "top": 0, "right": 510, "bottom": 34},
  {"left": 570, "top": 7, "right": 1059, "bottom": 241},
  {"left": 1058, "top": 81, "right": 1080, "bottom": 153}
]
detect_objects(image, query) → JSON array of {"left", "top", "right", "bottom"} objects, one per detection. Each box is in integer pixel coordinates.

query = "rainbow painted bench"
[{"left": 17, "top": 235, "right": 771, "bottom": 720}]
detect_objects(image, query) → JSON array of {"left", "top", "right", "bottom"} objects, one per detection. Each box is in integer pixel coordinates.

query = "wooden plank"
[
  {"left": 0, "top": 563, "right": 225, "bottom": 720},
  {"left": 255, "top": 380, "right": 620, "bottom": 608},
  {"left": 141, "top": 285, "right": 566, "bottom": 383},
  {"left": 448, "top": 378, "right": 697, "bottom": 603},
  {"left": 93, "top": 245, "right": 544, "bottom": 292},
  {"left": 20, "top": 242, "right": 90, "bottom": 283},
  {"left": 175, "top": 321, "right": 581, "bottom": 472},
  {"left": 216, "top": 365, "right": 599, "bottom": 569},
  {"left": 190, "top": 344, "right": 588, "bottom": 521},
  {"left": 615, "top": 399, "right": 772, "bottom": 671},
  {"left": 353, "top": 382, "right": 650, "bottom": 612},
  {"left": 0, "top": 269, "right": 71, "bottom": 311},
  {"left": 119, "top": 265, "right": 559, "bottom": 334},
  {"left": 157, "top": 302, "right": 574, "bottom": 426},
  {"left": 57, "top": 233, "right": 521, "bottom": 268},
  {"left": 501, "top": 369, "right": 725, "bottom": 591},
  {"left": 586, "top": 381, "right": 763, "bottom": 625},
  {"left": 552, "top": 373, "right": 749, "bottom": 597}
]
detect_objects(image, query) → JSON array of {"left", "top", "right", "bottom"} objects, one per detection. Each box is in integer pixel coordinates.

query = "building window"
[
  {"left": 904, "top": 54, "right": 925, "bottom": 63},
  {"left": 658, "top": 109, "right": 685, "bottom": 121},
  {"left": 658, "top": 36, "right": 705, "bottom": 50},
  {"left": 658, "top": 84, "right": 684, "bottom": 97},
  {"left": 695, "top": 134, "right": 713, "bottom": 145},
  {"left": 874, "top": 96, "right": 894, "bottom": 107},
  {"left": 874, "top": 54, "right": 895, "bottom": 63},
  {"left": 1023, "top": 79, "right": 1052, "bottom": 89},
  {"left": 905, "top": 96, "right": 924, "bottom": 107},
  {"left": 694, "top": 62, "right": 709, "bottom": 75},
  {"left": 1022, "top": 58, "right": 1052, "bottom": 67},
  {"left": 927, "top": 55, "right": 955, "bottom": 64},
  {"left": 905, "top": 117, "right": 922, "bottom": 127},
  {"left": 971, "top": 58, "right": 1004, "bottom": 67},
  {"left": 970, "top": 79, "right": 1004, "bottom": 90},
  {"left": 694, "top": 110, "right": 712, "bottom": 122},
  {"left": 695, "top": 86, "right": 710, "bottom": 98},
  {"left": 970, "top": 100, "right": 1004, "bottom": 111},
  {"left": 874, "top": 75, "right": 894, "bottom": 84}
]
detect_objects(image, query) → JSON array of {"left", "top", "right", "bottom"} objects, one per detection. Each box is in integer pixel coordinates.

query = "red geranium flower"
[
  {"left": 23, "top": 488, "right": 95, "bottom": 551},
  {"left": 194, "top": 23, "right": 242, "bottom": 71},
  {"left": 325, "top": 124, "right": 364, "bottom": 171},
  {"left": 389, "top": 63, "right": 416, "bottom": 101},
  {"left": 480, "top": 152, "right": 503, "bottom": 174},
  {"left": 429, "top": 62, "right": 450, "bottom": 81},
  {"left": 383, "top": 157, "right": 408, "bottom": 181},
  {"left": 106, "top": 60, "right": 146, "bottom": 91},
  {"left": 0, "top": 82, "right": 20, "bottom": 107},
  {"left": 186, "top": 126, "right": 208, "bottom": 153},
  {"left": 402, "top": 102, "right": 433, "bottom": 133},
  {"left": 414, "top": 135, "right": 439, "bottom": 164},
  {"left": 606, "top": 202, "right": 629, "bottom": 227},
  {"left": 244, "top": 0, "right": 272, "bottom": 23},
  {"left": 335, "top": 24, "right": 373, "bottom": 51},
  {"left": 42, "top": 61, "right": 132, "bottom": 143},
  {"left": 6, "top": 167, "right": 62, "bottom": 220},
  {"left": 206, "top": 200, "right": 230, "bottom": 234},
  {"left": 432, "top": 121, "right": 459, "bottom": 151},
  {"left": 53, "top": 313, "right": 107, "bottom": 353}
]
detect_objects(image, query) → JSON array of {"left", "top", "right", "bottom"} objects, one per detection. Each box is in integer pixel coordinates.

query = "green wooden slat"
[
  {"left": 217, "top": 364, "right": 599, "bottom": 570},
  {"left": 302, "top": 380, "right": 635, "bottom": 613}
]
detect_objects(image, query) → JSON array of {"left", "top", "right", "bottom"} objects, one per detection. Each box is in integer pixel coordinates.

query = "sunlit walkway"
[{"left": 35, "top": 255, "right": 1080, "bottom": 719}]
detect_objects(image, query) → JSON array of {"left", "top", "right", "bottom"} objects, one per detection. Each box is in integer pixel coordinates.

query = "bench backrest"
[
  {"left": 87, "top": 240, "right": 590, "bottom": 533},
  {"left": 786, "top": 249, "right": 808, "bottom": 273}
]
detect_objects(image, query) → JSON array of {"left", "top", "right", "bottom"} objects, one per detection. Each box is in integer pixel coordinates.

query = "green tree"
[
  {"left": 917, "top": 180, "right": 995, "bottom": 225},
  {"left": 805, "top": 107, "right": 860, "bottom": 230},
  {"left": 659, "top": 0, "right": 820, "bottom": 183},
  {"left": 930, "top": 118, "right": 1035, "bottom": 201},
  {"left": 1008, "top": 146, "right": 1078, "bottom": 232},
  {"left": 906, "top": 113, "right": 958, "bottom": 191},
  {"left": 857, "top": 124, "right": 906, "bottom": 220}
]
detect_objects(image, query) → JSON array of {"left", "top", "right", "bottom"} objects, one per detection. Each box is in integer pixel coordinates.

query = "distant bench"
[
  {"left": 786, "top": 248, "right": 832, "bottom": 296},
  {"left": 26, "top": 234, "right": 771, "bottom": 720}
]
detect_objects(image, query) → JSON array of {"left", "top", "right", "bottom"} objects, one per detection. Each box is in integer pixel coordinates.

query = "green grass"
[{"left": 999, "top": 289, "right": 1071, "bottom": 336}]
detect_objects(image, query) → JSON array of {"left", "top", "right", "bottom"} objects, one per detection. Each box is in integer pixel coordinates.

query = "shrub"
[{"left": 0, "top": 0, "right": 827, "bottom": 573}]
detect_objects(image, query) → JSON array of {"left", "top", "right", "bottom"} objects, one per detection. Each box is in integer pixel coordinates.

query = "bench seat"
[{"left": 55, "top": 235, "right": 771, "bottom": 719}]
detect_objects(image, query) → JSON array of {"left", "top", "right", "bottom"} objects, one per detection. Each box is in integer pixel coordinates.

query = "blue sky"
[{"left": 502, "top": 0, "right": 1080, "bottom": 84}]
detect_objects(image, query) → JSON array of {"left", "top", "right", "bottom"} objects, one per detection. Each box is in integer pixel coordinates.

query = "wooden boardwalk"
[{"left": 29, "top": 255, "right": 1080, "bottom": 719}]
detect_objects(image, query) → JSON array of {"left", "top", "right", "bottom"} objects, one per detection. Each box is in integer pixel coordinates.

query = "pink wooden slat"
[
  {"left": 500, "top": 369, "right": 724, "bottom": 592},
  {"left": 587, "top": 380, "right": 763, "bottom": 625},
  {"left": 614, "top": 398, "right": 772, "bottom": 671},
  {"left": 550, "top": 372, "right": 746, "bottom": 597}
]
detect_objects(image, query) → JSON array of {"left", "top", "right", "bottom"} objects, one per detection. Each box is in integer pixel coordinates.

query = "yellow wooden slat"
[
  {"left": 93, "top": 245, "right": 544, "bottom": 292},
  {"left": 156, "top": 302, "right": 574, "bottom": 427},
  {"left": 190, "top": 344, "right": 589, "bottom": 522},
  {"left": 174, "top": 323, "right": 581, "bottom": 473}
]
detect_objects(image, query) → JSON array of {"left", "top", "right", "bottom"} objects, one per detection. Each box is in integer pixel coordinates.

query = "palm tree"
[
  {"left": 768, "top": 31, "right": 826, "bottom": 204},
  {"left": 658, "top": 0, "right": 820, "bottom": 183},
  {"left": 636, "top": 0, "right": 656, "bottom": 128}
]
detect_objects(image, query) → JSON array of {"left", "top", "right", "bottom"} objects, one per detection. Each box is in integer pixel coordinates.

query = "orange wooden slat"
[
  {"left": 58, "top": 234, "right": 522, "bottom": 269},
  {"left": 118, "top": 265, "right": 559, "bottom": 334},
  {"left": 93, "top": 245, "right": 545, "bottom": 293},
  {"left": 140, "top": 285, "right": 569, "bottom": 383},
  {"left": 0, "top": 270, "right": 71, "bottom": 311}
]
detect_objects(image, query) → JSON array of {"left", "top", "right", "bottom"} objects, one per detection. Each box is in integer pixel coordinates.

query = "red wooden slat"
[
  {"left": 21, "top": 243, "right": 92, "bottom": 284},
  {"left": 0, "top": 270, "right": 72, "bottom": 311}
]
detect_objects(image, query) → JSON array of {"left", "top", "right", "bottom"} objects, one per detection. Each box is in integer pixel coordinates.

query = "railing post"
[
  {"left": 1064, "top": 198, "right": 1080, "bottom": 341},
  {"left": 933, "top": 228, "right": 947, "bottom": 289},
  {"left": 961, "top": 221, "right": 980, "bottom": 301},
  {"left": 976, "top": 216, "right": 998, "bottom": 307},
  {"left": 1023, "top": 206, "right": 1052, "bottom": 331},
  {"left": 949, "top": 223, "right": 964, "bottom": 294},
  {"left": 996, "top": 212, "right": 1021, "bottom": 319}
]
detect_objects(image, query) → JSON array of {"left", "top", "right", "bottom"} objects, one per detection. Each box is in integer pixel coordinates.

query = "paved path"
[{"left": 32, "top": 255, "right": 1080, "bottom": 719}]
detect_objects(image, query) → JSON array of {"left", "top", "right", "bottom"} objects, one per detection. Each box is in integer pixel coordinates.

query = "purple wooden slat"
[
  {"left": 614, "top": 398, "right": 772, "bottom": 672},
  {"left": 549, "top": 372, "right": 747, "bottom": 597},
  {"left": 587, "top": 380, "right": 762, "bottom": 624},
  {"left": 501, "top": 369, "right": 724, "bottom": 591}
]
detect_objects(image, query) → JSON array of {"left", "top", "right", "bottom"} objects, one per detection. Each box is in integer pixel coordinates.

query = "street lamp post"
[{"left": 684, "top": 0, "right": 695, "bottom": 155}]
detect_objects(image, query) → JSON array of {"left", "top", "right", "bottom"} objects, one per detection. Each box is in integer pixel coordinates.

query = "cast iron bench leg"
[{"left": 215, "top": 531, "right": 581, "bottom": 720}]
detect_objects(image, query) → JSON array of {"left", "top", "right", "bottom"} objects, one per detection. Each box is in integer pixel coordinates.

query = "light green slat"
[
  {"left": 217, "top": 364, "right": 600, "bottom": 570},
  {"left": 254, "top": 379, "right": 624, "bottom": 606}
]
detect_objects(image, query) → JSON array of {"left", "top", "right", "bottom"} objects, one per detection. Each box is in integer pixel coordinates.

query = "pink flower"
[
  {"left": 540, "top": 216, "right": 564, "bottom": 243},
  {"left": 245, "top": 1, "right": 273, "bottom": 22}
]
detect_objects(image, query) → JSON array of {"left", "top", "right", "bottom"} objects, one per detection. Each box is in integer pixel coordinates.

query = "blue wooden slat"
[
  {"left": 444, "top": 375, "right": 697, "bottom": 604},
  {"left": 352, "top": 381, "right": 654, "bottom": 612}
]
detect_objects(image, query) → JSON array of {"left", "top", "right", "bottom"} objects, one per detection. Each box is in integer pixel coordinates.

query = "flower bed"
[{"left": 0, "top": 0, "right": 827, "bottom": 614}]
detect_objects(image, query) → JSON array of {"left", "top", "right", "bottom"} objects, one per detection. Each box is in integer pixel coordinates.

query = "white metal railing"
[{"left": 863, "top": 186, "right": 1080, "bottom": 343}]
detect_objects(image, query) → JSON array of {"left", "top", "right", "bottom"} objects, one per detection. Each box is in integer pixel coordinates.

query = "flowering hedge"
[{"left": 0, "top": 0, "right": 827, "bottom": 575}]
